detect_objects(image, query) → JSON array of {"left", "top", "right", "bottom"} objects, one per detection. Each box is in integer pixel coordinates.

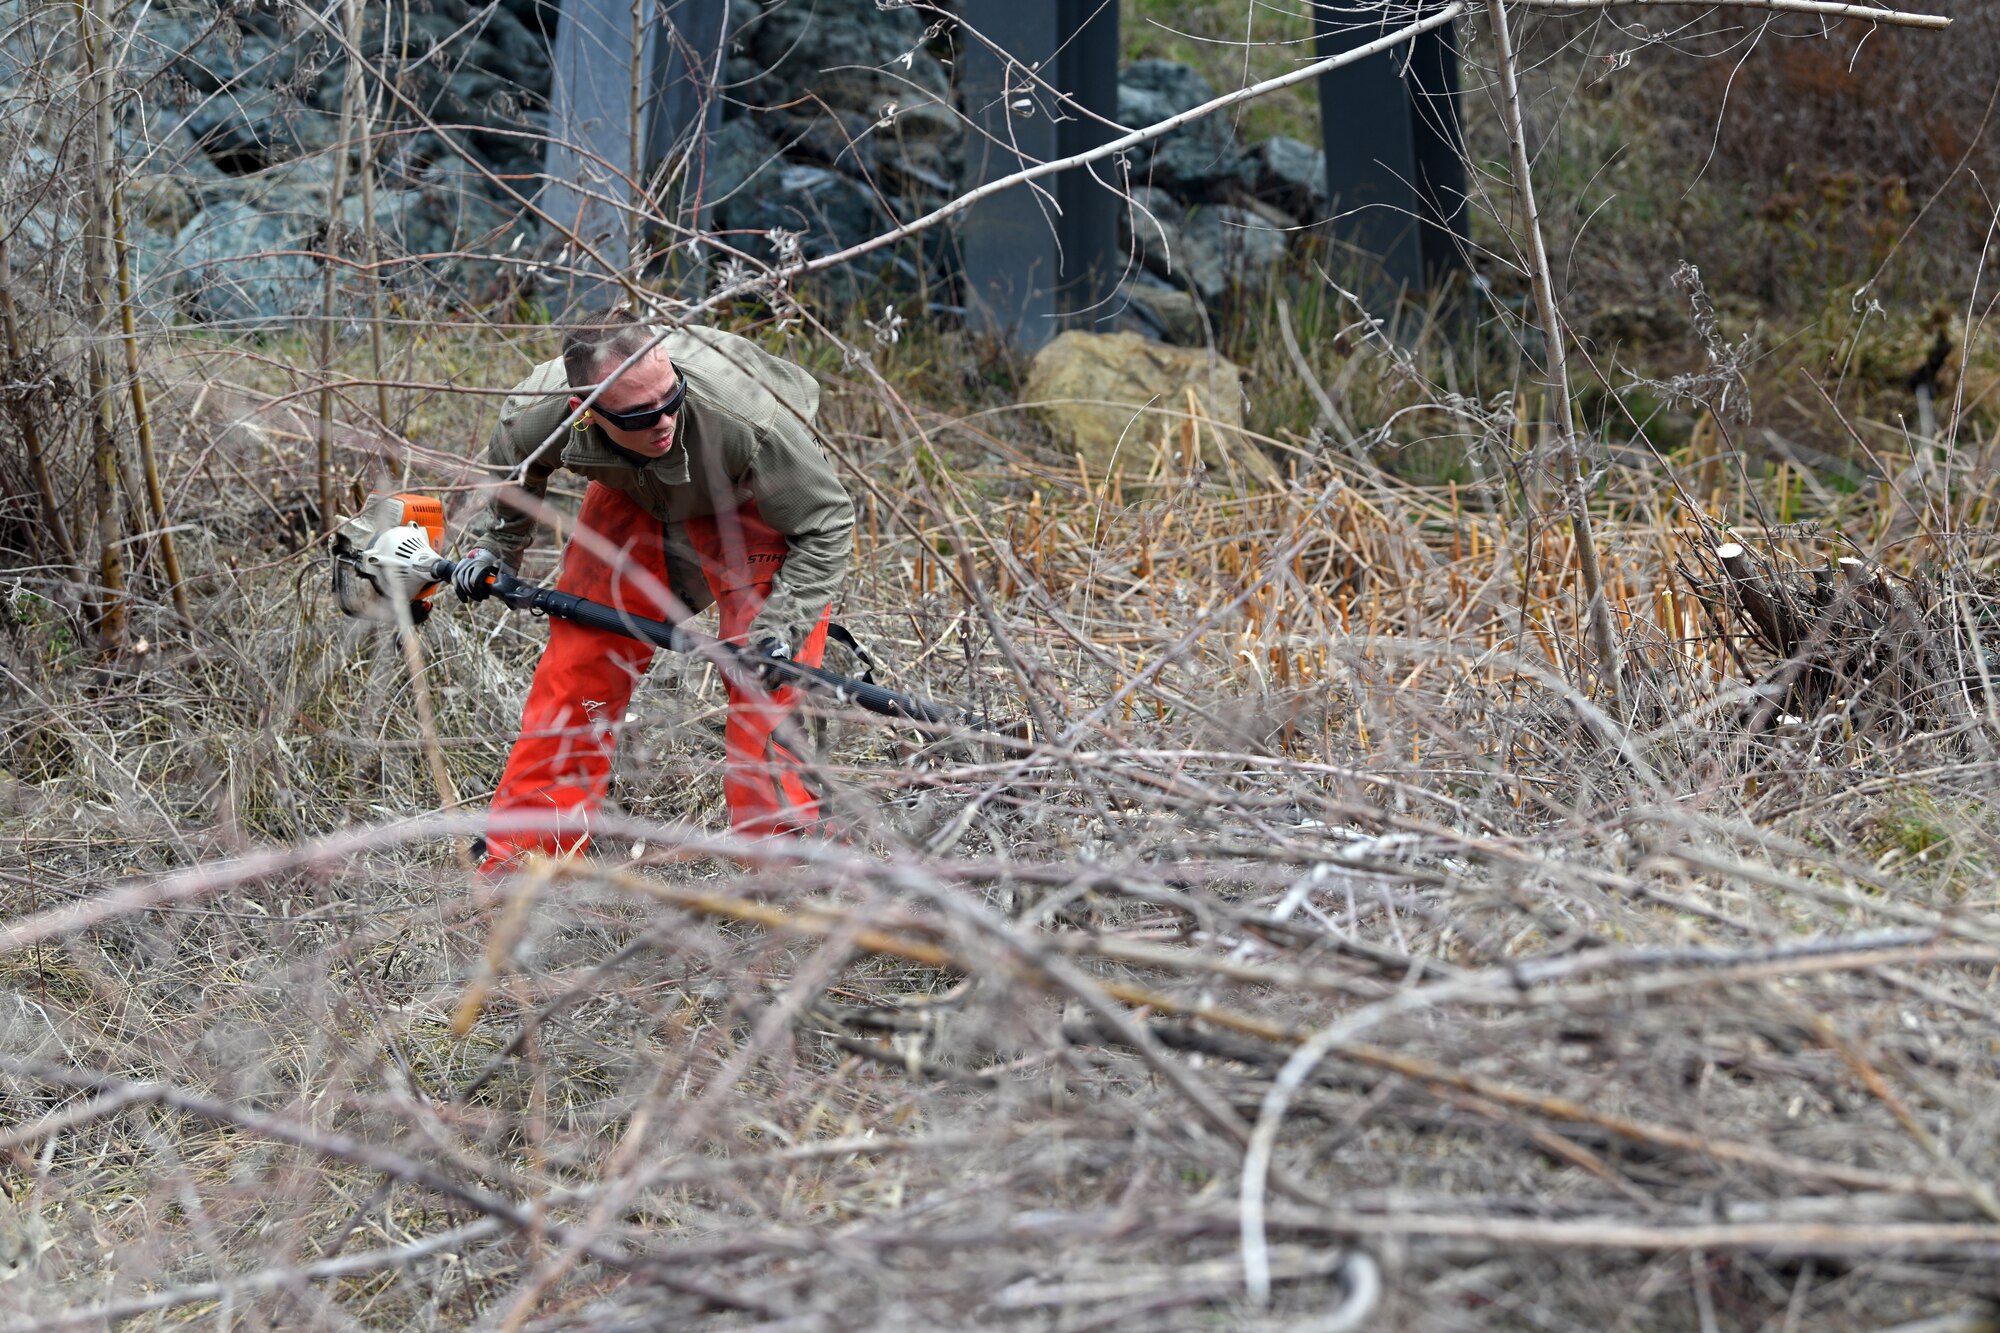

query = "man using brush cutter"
[{"left": 457, "top": 309, "right": 854, "bottom": 866}]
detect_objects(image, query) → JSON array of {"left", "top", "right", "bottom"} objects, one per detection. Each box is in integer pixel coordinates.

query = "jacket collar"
[{"left": 561, "top": 421, "right": 691, "bottom": 486}]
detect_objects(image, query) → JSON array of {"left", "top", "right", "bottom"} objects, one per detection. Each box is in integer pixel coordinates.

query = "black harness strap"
[{"left": 824, "top": 622, "right": 879, "bottom": 685}]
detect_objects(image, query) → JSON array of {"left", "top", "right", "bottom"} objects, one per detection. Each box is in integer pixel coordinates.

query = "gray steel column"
[
  {"left": 1316, "top": 1, "right": 1468, "bottom": 299},
  {"left": 959, "top": 0, "right": 1120, "bottom": 351},
  {"left": 645, "top": 0, "right": 729, "bottom": 291},
  {"left": 543, "top": 0, "right": 649, "bottom": 307},
  {"left": 542, "top": 0, "right": 729, "bottom": 310}
]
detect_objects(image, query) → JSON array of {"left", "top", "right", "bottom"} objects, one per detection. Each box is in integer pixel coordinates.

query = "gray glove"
[
  {"left": 751, "top": 636, "right": 790, "bottom": 684},
  {"left": 451, "top": 547, "right": 507, "bottom": 602}
]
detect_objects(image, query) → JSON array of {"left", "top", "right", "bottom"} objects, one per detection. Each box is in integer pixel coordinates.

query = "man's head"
[{"left": 563, "top": 307, "right": 684, "bottom": 459}]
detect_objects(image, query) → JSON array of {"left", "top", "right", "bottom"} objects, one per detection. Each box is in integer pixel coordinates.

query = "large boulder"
[
  {"left": 3, "top": 148, "right": 75, "bottom": 276},
  {"left": 1121, "top": 185, "right": 1190, "bottom": 285},
  {"left": 714, "top": 140, "right": 903, "bottom": 297},
  {"left": 157, "top": 24, "right": 343, "bottom": 171},
  {"left": 691, "top": 0, "right": 960, "bottom": 295},
  {"left": 124, "top": 171, "right": 202, "bottom": 236},
  {"left": 1117, "top": 59, "right": 1240, "bottom": 198},
  {"left": 186, "top": 85, "right": 342, "bottom": 172},
  {"left": 175, "top": 200, "right": 318, "bottom": 327},
  {"left": 743, "top": 163, "right": 881, "bottom": 256},
  {"left": 119, "top": 106, "right": 229, "bottom": 184},
  {"left": 1025, "top": 331, "right": 1279, "bottom": 487}
]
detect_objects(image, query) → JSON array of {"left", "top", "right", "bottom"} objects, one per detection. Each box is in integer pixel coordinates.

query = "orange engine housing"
[{"left": 390, "top": 492, "right": 445, "bottom": 551}]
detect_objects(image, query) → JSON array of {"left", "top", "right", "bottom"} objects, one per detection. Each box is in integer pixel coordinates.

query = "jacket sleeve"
[
  {"left": 463, "top": 396, "right": 563, "bottom": 570},
  {"left": 743, "top": 418, "right": 854, "bottom": 651}
]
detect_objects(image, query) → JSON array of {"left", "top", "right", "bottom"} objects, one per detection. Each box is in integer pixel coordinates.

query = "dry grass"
[
  {"left": 5, "top": 0, "right": 2000, "bottom": 1326},
  {"left": 3, "top": 308, "right": 1999, "bottom": 1329}
]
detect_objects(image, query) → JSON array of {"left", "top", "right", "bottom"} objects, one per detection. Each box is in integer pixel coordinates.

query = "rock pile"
[
  {"left": 1112, "top": 59, "right": 1327, "bottom": 337},
  {"left": 4, "top": 0, "right": 1325, "bottom": 329},
  {"left": 0, "top": 0, "right": 547, "bottom": 325}
]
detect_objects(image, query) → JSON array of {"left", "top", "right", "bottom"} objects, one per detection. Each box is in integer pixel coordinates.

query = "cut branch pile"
[{"left": 1682, "top": 539, "right": 1996, "bottom": 737}]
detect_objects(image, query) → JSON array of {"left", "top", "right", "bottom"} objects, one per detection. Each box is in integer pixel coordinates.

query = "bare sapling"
[
  {"left": 314, "top": 0, "right": 368, "bottom": 536},
  {"left": 0, "top": 235, "right": 81, "bottom": 572},
  {"left": 1481, "top": 0, "right": 1622, "bottom": 707},
  {"left": 76, "top": 0, "right": 127, "bottom": 650},
  {"left": 111, "top": 171, "right": 192, "bottom": 627},
  {"left": 350, "top": 0, "right": 396, "bottom": 473}
]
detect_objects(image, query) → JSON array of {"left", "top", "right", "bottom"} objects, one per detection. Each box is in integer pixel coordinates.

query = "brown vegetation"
[{"left": 2, "top": 1, "right": 1998, "bottom": 1328}]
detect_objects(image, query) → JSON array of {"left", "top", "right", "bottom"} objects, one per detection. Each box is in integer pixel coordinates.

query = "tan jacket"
[{"left": 466, "top": 325, "right": 853, "bottom": 649}]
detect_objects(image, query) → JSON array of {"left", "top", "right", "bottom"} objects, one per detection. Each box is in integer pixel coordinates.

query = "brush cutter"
[{"left": 330, "top": 492, "right": 1009, "bottom": 736}]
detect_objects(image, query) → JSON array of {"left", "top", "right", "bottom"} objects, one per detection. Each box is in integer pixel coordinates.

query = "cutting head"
[{"left": 331, "top": 493, "right": 448, "bottom": 624}]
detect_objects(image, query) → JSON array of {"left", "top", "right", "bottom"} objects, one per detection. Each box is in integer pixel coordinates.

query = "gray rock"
[
  {"left": 4, "top": 149, "right": 76, "bottom": 276},
  {"left": 1181, "top": 203, "right": 1288, "bottom": 296},
  {"left": 3, "top": 142, "right": 179, "bottom": 317},
  {"left": 745, "top": 0, "right": 946, "bottom": 111},
  {"left": 121, "top": 223, "right": 187, "bottom": 325},
  {"left": 473, "top": 3, "right": 543, "bottom": 85},
  {"left": 738, "top": 0, "right": 959, "bottom": 224},
  {"left": 1120, "top": 185, "right": 1200, "bottom": 293},
  {"left": 175, "top": 200, "right": 318, "bottom": 327},
  {"left": 339, "top": 176, "right": 530, "bottom": 302},
  {"left": 0, "top": 0, "right": 42, "bottom": 88},
  {"left": 115, "top": 103, "right": 229, "bottom": 185},
  {"left": 171, "top": 28, "right": 296, "bottom": 96},
  {"left": 1117, "top": 59, "right": 1239, "bottom": 198},
  {"left": 157, "top": 22, "right": 347, "bottom": 170},
  {"left": 196, "top": 155, "right": 345, "bottom": 242},
  {"left": 709, "top": 117, "right": 785, "bottom": 208},
  {"left": 1116, "top": 275, "right": 1205, "bottom": 347},
  {"left": 765, "top": 163, "right": 883, "bottom": 252},
  {"left": 338, "top": 187, "right": 416, "bottom": 240},
  {"left": 124, "top": 171, "right": 202, "bottom": 235},
  {"left": 185, "top": 82, "right": 343, "bottom": 171},
  {"left": 1243, "top": 135, "right": 1327, "bottom": 221},
  {"left": 7, "top": 205, "right": 80, "bottom": 277},
  {"left": 406, "top": 177, "right": 514, "bottom": 255},
  {"left": 143, "top": 1, "right": 551, "bottom": 185},
  {"left": 719, "top": 158, "right": 898, "bottom": 298},
  {"left": 1122, "top": 191, "right": 1289, "bottom": 305}
]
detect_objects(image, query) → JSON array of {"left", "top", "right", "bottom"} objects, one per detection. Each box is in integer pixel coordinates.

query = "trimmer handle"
[{"left": 436, "top": 559, "right": 980, "bottom": 730}]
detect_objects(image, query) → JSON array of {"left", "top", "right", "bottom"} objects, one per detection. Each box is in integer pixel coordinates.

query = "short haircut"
[{"left": 561, "top": 306, "right": 659, "bottom": 390}]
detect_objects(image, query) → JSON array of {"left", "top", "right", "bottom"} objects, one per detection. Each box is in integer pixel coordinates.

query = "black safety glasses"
[{"left": 591, "top": 364, "right": 686, "bottom": 432}]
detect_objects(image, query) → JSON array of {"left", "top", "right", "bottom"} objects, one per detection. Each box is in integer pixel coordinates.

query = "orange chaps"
[{"left": 481, "top": 482, "right": 830, "bottom": 867}]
